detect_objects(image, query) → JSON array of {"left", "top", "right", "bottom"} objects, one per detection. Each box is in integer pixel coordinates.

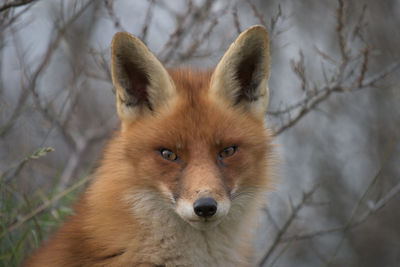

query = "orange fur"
[{"left": 25, "top": 26, "right": 274, "bottom": 266}]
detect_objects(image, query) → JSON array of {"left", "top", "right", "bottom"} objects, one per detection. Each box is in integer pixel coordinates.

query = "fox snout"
[
  {"left": 174, "top": 186, "right": 231, "bottom": 230},
  {"left": 165, "top": 158, "right": 233, "bottom": 229}
]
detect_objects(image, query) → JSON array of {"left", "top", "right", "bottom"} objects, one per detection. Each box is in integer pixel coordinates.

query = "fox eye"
[
  {"left": 218, "top": 146, "right": 237, "bottom": 160},
  {"left": 160, "top": 149, "right": 178, "bottom": 161}
]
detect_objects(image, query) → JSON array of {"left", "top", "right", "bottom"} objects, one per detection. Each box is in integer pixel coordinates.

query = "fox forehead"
[{"left": 122, "top": 68, "right": 266, "bottom": 154}]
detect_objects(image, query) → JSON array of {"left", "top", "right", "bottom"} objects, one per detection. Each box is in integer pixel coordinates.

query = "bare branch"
[
  {"left": 176, "top": 16, "right": 219, "bottom": 63},
  {"left": 326, "top": 137, "right": 398, "bottom": 266},
  {"left": 257, "top": 184, "right": 319, "bottom": 266},
  {"left": 269, "top": 4, "right": 283, "bottom": 37},
  {"left": 157, "top": 0, "right": 195, "bottom": 63},
  {"left": 57, "top": 116, "right": 116, "bottom": 190},
  {"left": 232, "top": 4, "right": 241, "bottom": 34},
  {"left": 0, "top": 0, "right": 37, "bottom": 12},
  {"left": 1, "top": 147, "right": 54, "bottom": 184},
  {"left": 291, "top": 51, "right": 308, "bottom": 92},
  {"left": 103, "top": 0, "right": 124, "bottom": 30},
  {"left": 358, "top": 61, "right": 400, "bottom": 88},
  {"left": 25, "top": 1, "right": 94, "bottom": 148},
  {"left": 246, "top": 0, "right": 266, "bottom": 27},
  {"left": 357, "top": 46, "right": 369, "bottom": 87},
  {"left": 139, "top": 0, "right": 156, "bottom": 44},
  {"left": 1, "top": 175, "right": 92, "bottom": 238},
  {"left": 336, "top": 0, "right": 349, "bottom": 61},
  {"left": 281, "top": 179, "right": 400, "bottom": 243}
]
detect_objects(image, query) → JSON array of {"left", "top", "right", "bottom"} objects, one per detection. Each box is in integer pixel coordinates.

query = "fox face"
[{"left": 111, "top": 26, "right": 271, "bottom": 230}]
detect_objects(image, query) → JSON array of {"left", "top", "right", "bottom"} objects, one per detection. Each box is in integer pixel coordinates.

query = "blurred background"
[{"left": 1, "top": 0, "right": 399, "bottom": 266}]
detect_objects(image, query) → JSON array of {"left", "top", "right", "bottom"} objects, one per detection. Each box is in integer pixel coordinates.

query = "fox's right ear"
[{"left": 111, "top": 32, "right": 175, "bottom": 123}]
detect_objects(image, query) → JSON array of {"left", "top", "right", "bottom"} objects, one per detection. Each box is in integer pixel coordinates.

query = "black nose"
[{"left": 193, "top": 197, "right": 217, "bottom": 217}]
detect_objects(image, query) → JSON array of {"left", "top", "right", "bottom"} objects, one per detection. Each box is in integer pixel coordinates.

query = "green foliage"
[{"left": 0, "top": 147, "right": 87, "bottom": 266}]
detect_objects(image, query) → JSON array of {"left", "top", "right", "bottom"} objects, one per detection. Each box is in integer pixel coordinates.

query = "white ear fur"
[
  {"left": 111, "top": 32, "right": 175, "bottom": 122},
  {"left": 210, "top": 25, "right": 270, "bottom": 119}
]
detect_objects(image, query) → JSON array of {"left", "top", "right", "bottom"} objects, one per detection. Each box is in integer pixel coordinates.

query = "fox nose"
[{"left": 193, "top": 197, "right": 217, "bottom": 217}]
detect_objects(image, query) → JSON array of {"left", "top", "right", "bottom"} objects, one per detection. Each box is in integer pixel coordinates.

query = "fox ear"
[
  {"left": 210, "top": 25, "right": 270, "bottom": 119},
  {"left": 111, "top": 32, "right": 175, "bottom": 122}
]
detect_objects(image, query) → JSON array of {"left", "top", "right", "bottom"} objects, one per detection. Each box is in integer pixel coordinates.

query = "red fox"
[{"left": 25, "top": 25, "right": 273, "bottom": 266}]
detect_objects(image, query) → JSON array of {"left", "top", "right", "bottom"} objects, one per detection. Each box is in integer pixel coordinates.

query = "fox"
[{"left": 25, "top": 25, "right": 274, "bottom": 266}]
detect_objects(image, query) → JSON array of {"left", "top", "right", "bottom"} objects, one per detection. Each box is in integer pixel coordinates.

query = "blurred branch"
[
  {"left": 0, "top": 1, "right": 33, "bottom": 32},
  {"left": 325, "top": 137, "right": 398, "bottom": 266},
  {"left": 247, "top": 0, "right": 283, "bottom": 38},
  {"left": 281, "top": 180, "right": 400, "bottom": 243},
  {"left": 280, "top": 136, "right": 399, "bottom": 245},
  {"left": 357, "top": 46, "right": 369, "bottom": 87},
  {"left": 246, "top": 0, "right": 266, "bottom": 26},
  {"left": 358, "top": 61, "right": 400, "bottom": 88},
  {"left": 232, "top": 4, "right": 241, "bottom": 34},
  {"left": 270, "top": 60, "right": 400, "bottom": 136},
  {"left": 157, "top": 0, "right": 225, "bottom": 65},
  {"left": 103, "top": 0, "right": 124, "bottom": 31},
  {"left": 269, "top": 60, "right": 400, "bottom": 118},
  {"left": 20, "top": 1, "right": 94, "bottom": 148},
  {"left": 257, "top": 184, "right": 319, "bottom": 266},
  {"left": 176, "top": 15, "right": 219, "bottom": 63},
  {"left": 0, "top": 7, "right": 42, "bottom": 136},
  {"left": 269, "top": 0, "right": 400, "bottom": 136},
  {"left": 336, "top": 0, "right": 349, "bottom": 63},
  {"left": 1, "top": 174, "right": 91, "bottom": 239},
  {"left": 139, "top": 0, "right": 155, "bottom": 44},
  {"left": 0, "top": 0, "right": 37, "bottom": 12},
  {"left": 0, "top": 86, "right": 30, "bottom": 137},
  {"left": 263, "top": 206, "right": 280, "bottom": 231},
  {"left": 86, "top": 46, "right": 112, "bottom": 85},
  {"left": 4, "top": 1, "right": 110, "bottom": 191},
  {"left": 156, "top": 0, "right": 195, "bottom": 63},
  {"left": 57, "top": 116, "right": 115, "bottom": 190},
  {"left": 1, "top": 147, "right": 54, "bottom": 184}
]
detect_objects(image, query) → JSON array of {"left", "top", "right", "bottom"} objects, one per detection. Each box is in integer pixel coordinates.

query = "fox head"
[{"left": 110, "top": 26, "right": 272, "bottom": 230}]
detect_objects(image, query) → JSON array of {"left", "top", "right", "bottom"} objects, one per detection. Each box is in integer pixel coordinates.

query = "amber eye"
[
  {"left": 218, "top": 146, "right": 237, "bottom": 160},
  {"left": 160, "top": 149, "right": 178, "bottom": 161}
]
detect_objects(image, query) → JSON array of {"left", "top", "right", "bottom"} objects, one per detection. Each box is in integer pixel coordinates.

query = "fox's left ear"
[{"left": 210, "top": 25, "right": 270, "bottom": 120}]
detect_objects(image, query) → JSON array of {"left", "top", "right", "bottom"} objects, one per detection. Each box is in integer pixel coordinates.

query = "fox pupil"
[
  {"left": 219, "top": 146, "right": 237, "bottom": 159},
  {"left": 160, "top": 149, "right": 178, "bottom": 161}
]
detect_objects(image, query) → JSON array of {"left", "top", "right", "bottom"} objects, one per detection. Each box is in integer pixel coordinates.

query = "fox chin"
[{"left": 25, "top": 25, "right": 275, "bottom": 267}]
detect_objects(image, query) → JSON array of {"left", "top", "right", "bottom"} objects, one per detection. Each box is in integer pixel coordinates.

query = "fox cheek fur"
[{"left": 25, "top": 25, "right": 273, "bottom": 266}]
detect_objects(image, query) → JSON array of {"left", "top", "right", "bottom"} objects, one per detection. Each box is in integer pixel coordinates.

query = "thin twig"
[
  {"left": 281, "top": 179, "right": 400, "bottom": 242},
  {"left": 103, "top": 0, "right": 124, "bottom": 30},
  {"left": 258, "top": 184, "right": 319, "bottom": 266},
  {"left": 325, "top": 137, "right": 398, "bottom": 266},
  {"left": 246, "top": 0, "right": 266, "bottom": 26},
  {"left": 1, "top": 147, "right": 54, "bottom": 184},
  {"left": 336, "top": 0, "right": 348, "bottom": 61},
  {"left": 232, "top": 4, "right": 241, "bottom": 34},
  {"left": 1, "top": 175, "right": 91, "bottom": 238},
  {"left": 357, "top": 46, "right": 369, "bottom": 87},
  {"left": 139, "top": 0, "right": 155, "bottom": 44},
  {"left": 0, "top": 0, "right": 37, "bottom": 12},
  {"left": 269, "top": 60, "right": 400, "bottom": 136}
]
